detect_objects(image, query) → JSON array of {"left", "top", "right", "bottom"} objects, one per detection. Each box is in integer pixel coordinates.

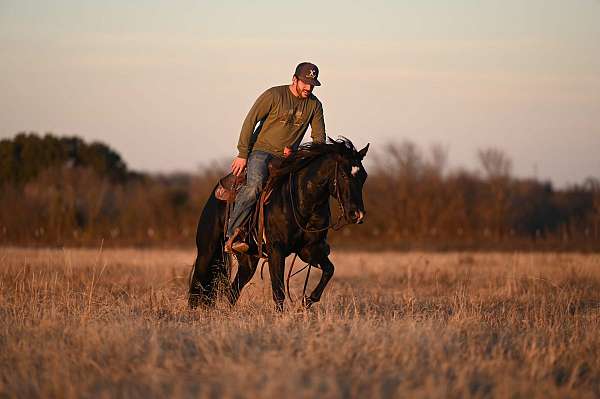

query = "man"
[{"left": 225, "top": 62, "right": 326, "bottom": 253}]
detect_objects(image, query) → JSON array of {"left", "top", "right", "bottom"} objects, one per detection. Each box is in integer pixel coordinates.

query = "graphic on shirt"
[{"left": 278, "top": 108, "right": 304, "bottom": 127}]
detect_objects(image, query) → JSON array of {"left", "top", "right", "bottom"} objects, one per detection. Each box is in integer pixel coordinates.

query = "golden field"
[{"left": 0, "top": 248, "right": 599, "bottom": 398}]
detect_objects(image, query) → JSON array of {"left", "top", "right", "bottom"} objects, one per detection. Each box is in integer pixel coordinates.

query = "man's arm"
[
  {"left": 237, "top": 89, "right": 273, "bottom": 159},
  {"left": 310, "top": 100, "right": 326, "bottom": 143}
]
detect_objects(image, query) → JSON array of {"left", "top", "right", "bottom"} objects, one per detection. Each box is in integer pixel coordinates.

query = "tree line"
[{"left": 1, "top": 132, "right": 599, "bottom": 250}]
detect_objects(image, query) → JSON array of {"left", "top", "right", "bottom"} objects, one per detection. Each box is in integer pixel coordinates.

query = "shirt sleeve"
[
  {"left": 237, "top": 89, "right": 274, "bottom": 159},
  {"left": 310, "top": 100, "right": 326, "bottom": 143}
]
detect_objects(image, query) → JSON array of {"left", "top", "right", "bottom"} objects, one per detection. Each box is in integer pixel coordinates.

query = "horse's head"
[
  {"left": 331, "top": 140, "right": 369, "bottom": 224},
  {"left": 271, "top": 137, "right": 370, "bottom": 226}
]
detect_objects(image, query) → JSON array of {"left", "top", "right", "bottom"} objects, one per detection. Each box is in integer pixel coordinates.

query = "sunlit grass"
[{"left": 1, "top": 248, "right": 599, "bottom": 398}]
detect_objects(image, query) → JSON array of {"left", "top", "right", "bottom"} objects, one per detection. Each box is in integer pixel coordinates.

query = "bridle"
[{"left": 288, "top": 160, "right": 351, "bottom": 233}]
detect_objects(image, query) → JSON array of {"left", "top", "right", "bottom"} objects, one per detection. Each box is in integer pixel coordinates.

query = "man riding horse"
[
  {"left": 225, "top": 62, "right": 326, "bottom": 253},
  {"left": 188, "top": 62, "right": 368, "bottom": 311}
]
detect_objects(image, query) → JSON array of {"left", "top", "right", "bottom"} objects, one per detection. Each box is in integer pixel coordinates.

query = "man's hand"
[{"left": 231, "top": 157, "right": 247, "bottom": 176}]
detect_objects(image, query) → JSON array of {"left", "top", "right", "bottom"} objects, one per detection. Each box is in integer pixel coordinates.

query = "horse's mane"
[{"left": 267, "top": 136, "right": 359, "bottom": 189}]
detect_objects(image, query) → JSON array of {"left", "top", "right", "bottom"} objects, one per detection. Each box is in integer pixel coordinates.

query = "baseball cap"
[{"left": 294, "top": 62, "right": 321, "bottom": 86}]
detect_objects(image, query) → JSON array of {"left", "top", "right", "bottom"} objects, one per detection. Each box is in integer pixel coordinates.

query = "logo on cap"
[{"left": 295, "top": 62, "right": 321, "bottom": 86}]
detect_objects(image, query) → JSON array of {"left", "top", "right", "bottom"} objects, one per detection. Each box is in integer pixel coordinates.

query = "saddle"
[
  {"left": 214, "top": 157, "right": 285, "bottom": 258},
  {"left": 214, "top": 157, "right": 284, "bottom": 203},
  {"left": 214, "top": 173, "right": 245, "bottom": 203}
]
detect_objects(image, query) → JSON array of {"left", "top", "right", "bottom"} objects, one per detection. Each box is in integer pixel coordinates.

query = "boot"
[{"left": 225, "top": 227, "right": 249, "bottom": 253}]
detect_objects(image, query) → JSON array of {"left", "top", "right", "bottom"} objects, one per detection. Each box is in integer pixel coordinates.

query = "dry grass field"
[{"left": 1, "top": 248, "right": 599, "bottom": 398}]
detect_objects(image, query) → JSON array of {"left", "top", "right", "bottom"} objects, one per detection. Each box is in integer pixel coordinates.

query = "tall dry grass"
[{"left": 0, "top": 248, "right": 599, "bottom": 398}]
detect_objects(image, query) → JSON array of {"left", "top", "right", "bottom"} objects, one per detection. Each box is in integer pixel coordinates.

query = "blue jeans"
[{"left": 226, "top": 150, "right": 273, "bottom": 237}]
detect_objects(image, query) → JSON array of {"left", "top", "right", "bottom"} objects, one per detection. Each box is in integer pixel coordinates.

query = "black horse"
[{"left": 188, "top": 137, "right": 369, "bottom": 310}]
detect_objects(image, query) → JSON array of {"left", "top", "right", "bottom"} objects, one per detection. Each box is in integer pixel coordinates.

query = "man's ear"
[{"left": 358, "top": 143, "right": 370, "bottom": 159}]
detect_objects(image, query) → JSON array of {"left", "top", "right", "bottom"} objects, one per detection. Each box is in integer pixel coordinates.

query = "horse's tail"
[{"left": 188, "top": 183, "right": 227, "bottom": 308}]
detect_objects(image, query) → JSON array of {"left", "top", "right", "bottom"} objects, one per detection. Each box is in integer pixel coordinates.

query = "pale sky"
[{"left": 1, "top": 0, "right": 599, "bottom": 186}]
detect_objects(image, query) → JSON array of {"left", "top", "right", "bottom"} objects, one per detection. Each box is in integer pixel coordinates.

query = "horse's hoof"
[
  {"left": 302, "top": 296, "right": 315, "bottom": 309},
  {"left": 188, "top": 294, "right": 200, "bottom": 309},
  {"left": 188, "top": 293, "right": 216, "bottom": 310}
]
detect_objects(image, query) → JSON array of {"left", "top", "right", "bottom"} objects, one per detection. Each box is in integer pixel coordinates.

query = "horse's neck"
[{"left": 294, "top": 157, "right": 332, "bottom": 211}]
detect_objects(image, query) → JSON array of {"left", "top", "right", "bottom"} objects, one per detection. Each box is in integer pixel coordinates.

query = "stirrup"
[
  {"left": 231, "top": 241, "right": 249, "bottom": 253},
  {"left": 225, "top": 228, "right": 249, "bottom": 253}
]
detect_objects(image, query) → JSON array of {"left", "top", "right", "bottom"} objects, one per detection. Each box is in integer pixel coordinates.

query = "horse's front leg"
[
  {"left": 304, "top": 255, "right": 335, "bottom": 309},
  {"left": 267, "top": 244, "right": 286, "bottom": 311}
]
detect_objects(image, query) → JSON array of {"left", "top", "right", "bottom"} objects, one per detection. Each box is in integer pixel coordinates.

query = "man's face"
[{"left": 293, "top": 76, "right": 314, "bottom": 99}]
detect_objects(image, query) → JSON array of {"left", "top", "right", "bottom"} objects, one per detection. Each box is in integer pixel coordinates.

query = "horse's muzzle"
[{"left": 351, "top": 210, "right": 366, "bottom": 224}]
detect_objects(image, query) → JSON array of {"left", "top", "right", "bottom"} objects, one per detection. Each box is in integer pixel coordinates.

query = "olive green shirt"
[{"left": 237, "top": 85, "right": 326, "bottom": 159}]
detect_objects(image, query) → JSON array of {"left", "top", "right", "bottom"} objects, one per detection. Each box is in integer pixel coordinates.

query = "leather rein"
[{"left": 288, "top": 160, "right": 350, "bottom": 233}]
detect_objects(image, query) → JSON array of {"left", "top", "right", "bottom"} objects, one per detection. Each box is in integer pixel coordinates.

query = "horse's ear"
[{"left": 358, "top": 143, "right": 370, "bottom": 160}]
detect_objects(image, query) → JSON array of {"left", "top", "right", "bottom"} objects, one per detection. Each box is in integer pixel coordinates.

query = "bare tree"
[
  {"left": 477, "top": 147, "right": 513, "bottom": 239},
  {"left": 584, "top": 178, "right": 600, "bottom": 239},
  {"left": 478, "top": 147, "right": 512, "bottom": 180},
  {"left": 428, "top": 143, "right": 449, "bottom": 177}
]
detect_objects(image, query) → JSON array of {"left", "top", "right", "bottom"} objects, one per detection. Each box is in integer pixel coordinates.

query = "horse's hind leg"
[
  {"left": 228, "top": 254, "right": 260, "bottom": 305},
  {"left": 189, "top": 245, "right": 223, "bottom": 309},
  {"left": 189, "top": 187, "right": 227, "bottom": 309}
]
